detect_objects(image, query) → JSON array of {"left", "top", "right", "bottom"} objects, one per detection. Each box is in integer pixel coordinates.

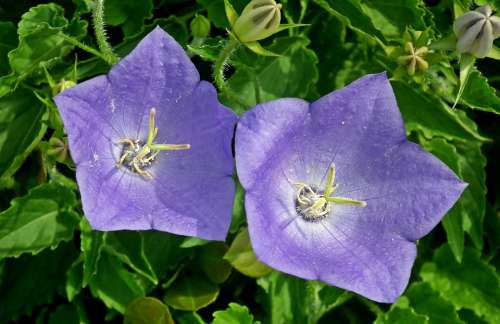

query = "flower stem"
[
  {"left": 92, "top": 0, "right": 119, "bottom": 65},
  {"left": 59, "top": 33, "right": 110, "bottom": 63},
  {"left": 214, "top": 38, "right": 239, "bottom": 92}
]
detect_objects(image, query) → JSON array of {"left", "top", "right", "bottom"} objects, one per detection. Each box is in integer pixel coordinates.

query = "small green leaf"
[
  {"left": 188, "top": 37, "right": 226, "bottom": 62},
  {"left": 124, "top": 297, "right": 174, "bottom": 324},
  {"left": 181, "top": 237, "right": 209, "bottom": 248},
  {"left": 224, "top": 228, "right": 272, "bottom": 278},
  {"left": 0, "top": 21, "right": 17, "bottom": 75},
  {"left": 164, "top": 276, "right": 219, "bottom": 311},
  {"left": 243, "top": 42, "right": 280, "bottom": 57},
  {"left": 66, "top": 257, "right": 84, "bottom": 301},
  {"left": 48, "top": 304, "right": 81, "bottom": 324},
  {"left": 461, "top": 68, "right": 500, "bottom": 114},
  {"left": 391, "top": 81, "right": 487, "bottom": 142},
  {"left": 420, "top": 245, "right": 500, "bottom": 323},
  {"left": 224, "top": 0, "right": 239, "bottom": 27},
  {"left": 177, "top": 312, "right": 206, "bottom": 324},
  {"left": 198, "top": 242, "right": 232, "bottom": 284},
  {"left": 0, "top": 87, "right": 48, "bottom": 180},
  {"left": 80, "top": 218, "right": 106, "bottom": 287},
  {"left": 212, "top": 303, "right": 257, "bottom": 324},
  {"left": 105, "top": 232, "right": 158, "bottom": 284},
  {"left": 0, "top": 182, "right": 79, "bottom": 259},
  {"left": 314, "top": 0, "right": 386, "bottom": 43},
  {"left": 89, "top": 253, "right": 146, "bottom": 314},
  {"left": 104, "top": 0, "right": 154, "bottom": 37}
]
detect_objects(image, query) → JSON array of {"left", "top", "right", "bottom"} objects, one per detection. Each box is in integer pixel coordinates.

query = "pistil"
[
  {"left": 295, "top": 163, "right": 366, "bottom": 222},
  {"left": 116, "top": 108, "right": 190, "bottom": 179}
]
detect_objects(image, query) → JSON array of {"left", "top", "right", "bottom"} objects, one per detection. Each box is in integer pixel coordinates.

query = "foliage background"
[{"left": 0, "top": 0, "right": 500, "bottom": 323}]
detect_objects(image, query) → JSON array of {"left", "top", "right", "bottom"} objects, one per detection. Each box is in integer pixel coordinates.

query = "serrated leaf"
[
  {"left": 0, "top": 87, "right": 48, "bottom": 180},
  {"left": 104, "top": 0, "right": 154, "bottom": 38},
  {"left": 313, "top": 0, "right": 386, "bottom": 43},
  {"left": 0, "top": 243, "right": 78, "bottom": 322},
  {"left": 6, "top": 4, "right": 87, "bottom": 87},
  {"left": 226, "top": 36, "right": 318, "bottom": 112},
  {"left": 164, "top": 276, "right": 219, "bottom": 311},
  {"left": 124, "top": 297, "right": 174, "bottom": 324},
  {"left": 360, "top": 0, "right": 426, "bottom": 39},
  {"left": 391, "top": 81, "right": 487, "bottom": 142},
  {"left": 375, "top": 306, "right": 429, "bottom": 324},
  {"left": 405, "top": 282, "right": 465, "bottom": 324},
  {"left": 224, "top": 228, "right": 272, "bottom": 278},
  {"left": 461, "top": 68, "right": 500, "bottom": 114},
  {"left": 89, "top": 253, "right": 146, "bottom": 314},
  {"left": 66, "top": 257, "right": 84, "bottom": 302},
  {"left": 0, "top": 182, "right": 79, "bottom": 259},
  {"left": 420, "top": 245, "right": 500, "bottom": 323},
  {"left": 188, "top": 37, "right": 226, "bottom": 62},
  {"left": 212, "top": 303, "right": 257, "bottom": 324}
]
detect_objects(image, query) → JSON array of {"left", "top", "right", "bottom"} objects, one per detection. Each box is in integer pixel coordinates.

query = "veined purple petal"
[
  {"left": 55, "top": 27, "right": 237, "bottom": 240},
  {"left": 235, "top": 72, "right": 466, "bottom": 302}
]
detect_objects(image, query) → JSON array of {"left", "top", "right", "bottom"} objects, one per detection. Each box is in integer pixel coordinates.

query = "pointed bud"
[
  {"left": 454, "top": 5, "right": 500, "bottom": 58},
  {"left": 397, "top": 42, "right": 429, "bottom": 75},
  {"left": 233, "top": 0, "right": 282, "bottom": 43},
  {"left": 47, "top": 137, "right": 69, "bottom": 163},
  {"left": 191, "top": 14, "right": 211, "bottom": 38}
]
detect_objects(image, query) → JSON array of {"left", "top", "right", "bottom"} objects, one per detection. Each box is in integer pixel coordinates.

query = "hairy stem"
[
  {"left": 60, "top": 33, "right": 110, "bottom": 63},
  {"left": 92, "top": 0, "right": 119, "bottom": 65},
  {"left": 214, "top": 38, "right": 239, "bottom": 92}
]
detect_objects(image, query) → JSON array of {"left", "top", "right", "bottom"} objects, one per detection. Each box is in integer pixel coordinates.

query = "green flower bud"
[
  {"left": 191, "top": 14, "right": 211, "bottom": 38},
  {"left": 397, "top": 42, "right": 429, "bottom": 75},
  {"left": 454, "top": 5, "right": 500, "bottom": 58},
  {"left": 233, "top": 0, "right": 282, "bottom": 43},
  {"left": 47, "top": 137, "right": 68, "bottom": 163},
  {"left": 52, "top": 79, "right": 76, "bottom": 96}
]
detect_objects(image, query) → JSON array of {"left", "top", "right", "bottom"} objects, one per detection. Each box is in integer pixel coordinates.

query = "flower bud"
[
  {"left": 190, "top": 14, "right": 211, "bottom": 38},
  {"left": 233, "top": 0, "right": 282, "bottom": 43},
  {"left": 47, "top": 137, "right": 68, "bottom": 163},
  {"left": 52, "top": 79, "right": 76, "bottom": 96},
  {"left": 397, "top": 42, "right": 429, "bottom": 75},
  {"left": 454, "top": 5, "right": 500, "bottom": 58}
]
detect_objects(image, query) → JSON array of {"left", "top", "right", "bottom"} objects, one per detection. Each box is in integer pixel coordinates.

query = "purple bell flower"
[
  {"left": 235, "top": 72, "right": 466, "bottom": 302},
  {"left": 55, "top": 27, "right": 237, "bottom": 240}
]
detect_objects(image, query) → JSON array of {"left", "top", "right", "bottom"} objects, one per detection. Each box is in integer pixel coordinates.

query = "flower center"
[
  {"left": 116, "top": 108, "right": 190, "bottom": 179},
  {"left": 294, "top": 163, "right": 366, "bottom": 222}
]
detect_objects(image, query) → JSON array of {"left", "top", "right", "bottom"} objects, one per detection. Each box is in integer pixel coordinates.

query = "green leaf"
[
  {"left": 256, "top": 272, "right": 345, "bottom": 324},
  {"left": 420, "top": 245, "right": 500, "bottom": 323},
  {"left": 89, "top": 253, "right": 146, "bottom": 314},
  {"left": 224, "top": 0, "right": 239, "bottom": 27},
  {"left": 419, "top": 138, "right": 464, "bottom": 261},
  {"left": 375, "top": 306, "right": 429, "bottom": 324},
  {"left": 141, "top": 231, "right": 188, "bottom": 280},
  {"left": 48, "top": 304, "right": 81, "bottom": 324},
  {"left": 391, "top": 81, "right": 487, "bottom": 142},
  {"left": 6, "top": 4, "right": 87, "bottom": 88},
  {"left": 224, "top": 228, "right": 272, "bottom": 278},
  {"left": 212, "top": 303, "right": 257, "bottom": 324},
  {"left": 164, "top": 276, "right": 219, "bottom": 311},
  {"left": 420, "top": 138, "right": 486, "bottom": 260},
  {"left": 198, "top": 242, "right": 232, "bottom": 284},
  {"left": 104, "top": 232, "right": 158, "bottom": 284},
  {"left": 0, "top": 87, "right": 48, "bottom": 180},
  {"left": 0, "top": 242, "right": 78, "bottom": 322},
  {"left": 188, "top": 37, "right": 226, "bottom": 62},
  {"left": 177, "top": 312, "right": 206, "bottom": 324},
  {"left": 66, "top": 257, "right": 84, "bottom": 302},
  {"left": 226, "top": 36, "right": 318, "bottom": 112},
  {"left": 461, "top": 68, "right": 500, "bottom": 114},
  {"left": 197, "top": 0, "right": 246, "bottom": 29},
  {"left": 313, "top": 0, "right": 386, "bottom": 43},
  {"left": 360, "top": 0, "right": 426, "bottom": 39},
  {"left": 0, "top": 182, "right": 79, "bottom": 259},
  {"left": 80, "top": 218, "right": 106, "bottom": 287},
  {"left": 124, "top": 297, "right": 174, "bottom": 324},
  {"left": 243, "top": 41, "right": 280, "bottom": 57},
  {"left": 104, "top": 0, "right": 154, "bottom": 38},
  {"left": 404, "top": 282, "right": 465, "bottom": 324},
  {"left": 0, "top": 21, "right": 17, "bottom": 75}
]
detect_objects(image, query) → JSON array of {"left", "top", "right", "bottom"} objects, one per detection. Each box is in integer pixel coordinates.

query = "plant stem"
[
  {"left": 214, "top": 38, "right": 239, "bottom": 93},
  {"left": 92, "top": 0, "right": 119, "bottom": 65},
  {"left": 60, "top": 33, "right": 110, "bottom": 63}
]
